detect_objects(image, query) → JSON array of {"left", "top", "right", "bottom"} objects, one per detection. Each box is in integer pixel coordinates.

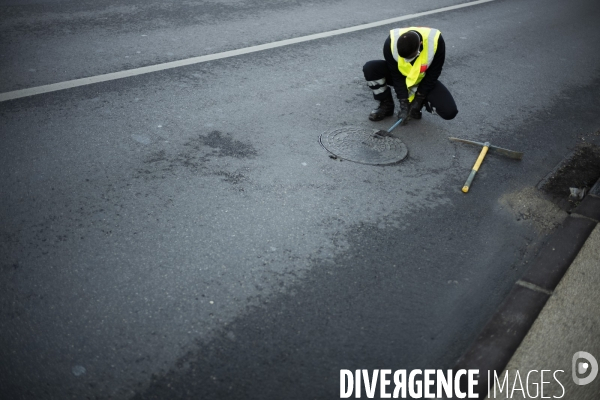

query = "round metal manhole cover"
[{"left": 319, "top": 127, "right": 408, "bottom": 165}]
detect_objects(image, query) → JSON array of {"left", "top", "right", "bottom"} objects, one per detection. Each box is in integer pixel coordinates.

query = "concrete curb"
[{"left": 452, "top": 183, "right": 600, "bottom": 398}]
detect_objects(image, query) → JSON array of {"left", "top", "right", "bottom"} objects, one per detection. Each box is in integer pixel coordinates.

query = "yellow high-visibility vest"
[{"left": 390, "top": 27, "right": 441, "bottom": 101}]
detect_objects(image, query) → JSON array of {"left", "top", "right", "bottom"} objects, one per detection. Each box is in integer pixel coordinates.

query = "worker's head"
[{"left": 398, "top": 31, "right": 422, "bottom": 61}]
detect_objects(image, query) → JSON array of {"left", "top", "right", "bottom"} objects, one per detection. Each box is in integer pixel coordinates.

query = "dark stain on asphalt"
[
  {"left": 213, "top": 171, "right": 248, "bottom": 186},
  {"left": 189, "top": 131, "right": 258, "bottom": 159},
  {"left": 136, "top": 131, "right": 256, "bottom": 183}
]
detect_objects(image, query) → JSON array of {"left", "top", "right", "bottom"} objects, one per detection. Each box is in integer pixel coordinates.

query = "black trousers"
[{"left": 363, "top": 60, "right": 458, "bottom": 120}]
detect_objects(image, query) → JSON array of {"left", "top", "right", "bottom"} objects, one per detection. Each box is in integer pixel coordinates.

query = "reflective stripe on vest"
[{"left": 390, "top": 27, "right": 440, "bottom": 101}]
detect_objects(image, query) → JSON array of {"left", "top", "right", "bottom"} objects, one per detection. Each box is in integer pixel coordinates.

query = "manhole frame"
[{"left": 319, "top": 127, "right": 409, "bottom": 166}]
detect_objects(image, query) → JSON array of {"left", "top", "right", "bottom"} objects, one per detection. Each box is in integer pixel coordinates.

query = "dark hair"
[{"left": 397, "top": 31, "right": 420, "bottom": 58}]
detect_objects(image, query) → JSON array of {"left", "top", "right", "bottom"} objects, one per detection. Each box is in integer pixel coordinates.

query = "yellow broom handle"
[{"left": 462, "top": 142, "right": 490, "bottom": 193}]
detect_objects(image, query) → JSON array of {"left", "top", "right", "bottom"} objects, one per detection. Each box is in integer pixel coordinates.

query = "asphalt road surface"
[{"left": 1, "top": 0, "right": 600, "bottom": 399}]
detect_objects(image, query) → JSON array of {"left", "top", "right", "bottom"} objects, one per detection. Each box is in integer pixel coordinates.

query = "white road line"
[{"left": 0, "top": 0, "right": 494, "bottom": 102}]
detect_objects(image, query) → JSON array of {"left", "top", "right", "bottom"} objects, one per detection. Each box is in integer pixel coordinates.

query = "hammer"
[{"left": 449, "top": 137, "right": 523, "bottom": 193}]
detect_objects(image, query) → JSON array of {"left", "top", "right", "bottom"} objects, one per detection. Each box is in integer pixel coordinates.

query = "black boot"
[{"left": 369, "top": 98, "right": 395, "bottom": 121}]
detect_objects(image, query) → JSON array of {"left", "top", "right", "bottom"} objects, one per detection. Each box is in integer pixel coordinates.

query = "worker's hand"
[
  {"left": 409, "top": 92, "right": 426, "bottom": 116},
  {"left": 398, "top": 99, "right": 410, "bottom": 125}
]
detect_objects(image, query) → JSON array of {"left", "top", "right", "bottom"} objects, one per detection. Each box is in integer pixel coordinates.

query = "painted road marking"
[{"left": 0, "top": 0, "right": 494, "bottom": 102}]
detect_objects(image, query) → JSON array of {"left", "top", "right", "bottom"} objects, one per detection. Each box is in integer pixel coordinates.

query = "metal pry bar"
[{"left": 374, "top": 118, "right": 404, "bottom": 138}]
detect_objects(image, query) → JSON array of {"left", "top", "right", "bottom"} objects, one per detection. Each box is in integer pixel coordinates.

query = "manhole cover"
[{"left": 319, "top": 127, "right": 408, "bottom": 165}]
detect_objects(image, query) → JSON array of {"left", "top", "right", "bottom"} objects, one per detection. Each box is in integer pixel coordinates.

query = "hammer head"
[{"left": 449, "top": 137, "right": 523, "bottom": 160}]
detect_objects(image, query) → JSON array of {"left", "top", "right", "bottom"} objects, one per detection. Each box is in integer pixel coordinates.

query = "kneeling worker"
[{"left": 363, "top": 27, "right": 458, "bottom": 124}]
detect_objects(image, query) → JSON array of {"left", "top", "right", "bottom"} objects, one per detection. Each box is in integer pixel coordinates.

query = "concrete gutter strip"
[
  {"left": 453, "top": 285, "right": 551, "bottom": 395},
  {"left": 520, "top": 215, "right": 597, "bottom": 292},
  {"left": 487, "top": 224, "right": 600, "bottom": 399},
  {"left": 515, "top": 280, "right": 553, "bottom": 296},
  {"left": 590, "top": 179, "right": 600, "bottom": 196},
  {"left": 453, "top": 179, "right": 600, "bottom": 398},
  {"left": 571, "top": 194, "right": 600, "bottom": 222}
]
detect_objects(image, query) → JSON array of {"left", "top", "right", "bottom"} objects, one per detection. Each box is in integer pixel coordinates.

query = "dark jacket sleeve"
[{"left": 383, "top": 34, "right": 446, "bottom": 100}]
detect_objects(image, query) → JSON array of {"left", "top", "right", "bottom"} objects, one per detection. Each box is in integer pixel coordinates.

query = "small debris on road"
[{"left": 569, "top": 187, "right": 587, "bottom": 200}]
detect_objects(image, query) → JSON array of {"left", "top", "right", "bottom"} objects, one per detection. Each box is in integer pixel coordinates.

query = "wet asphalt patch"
[{"left": 135, "top": 130, "right": 257, "bottom": 181}]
